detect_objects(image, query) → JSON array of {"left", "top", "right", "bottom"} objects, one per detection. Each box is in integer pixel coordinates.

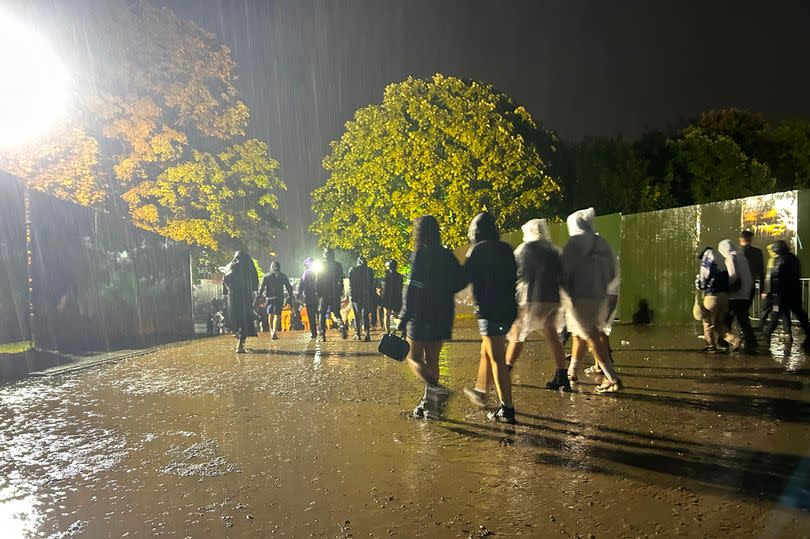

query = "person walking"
[
  {"left": 561, "top": 208, "right": 623, "bottom": 393},
  {"left": 348, "top": 256, "right": 375, "bottom": 341},
  {"left": 739, "top": 230, "right": 765, "bottom": 321},
  {"left": 696, "top": 246, "right": 741, "bottom": 353},
  {"left": 502, "top": 219, "right": 569, "bottom": 391},
  {"left": 316, "top": 248, "right": 349, "bottom": 341},
  {"left": 398, "top": 216, "right": 466, "bottom": 420},
  {"left": 299, "top": 258, "right": 320, "bottom": 339},
  {"left": 718, "top": 239, "right": 757, "bottom": 352},
  {"left": 463, "top": 212, "right": 518, "bottom": 423},
  {"left": 223, "top": 251, "right": 259, "bottom": 353},
  {"left": 258, "top": 261, "right": 294, "bottom": 340},
  {"left": 762, "top": 240, "right": 810, "bottom": 350},
  {"left": 381, "top": 259, "right": 404, "bottom": 334}
]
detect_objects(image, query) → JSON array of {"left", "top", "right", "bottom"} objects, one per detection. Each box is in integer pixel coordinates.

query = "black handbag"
[{"left": 378, "top": 333, "right": 410, "bottom": 362}]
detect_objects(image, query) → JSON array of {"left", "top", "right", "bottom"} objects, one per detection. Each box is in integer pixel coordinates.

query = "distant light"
[
  {"left": 0, "top": 13, "right": 70, "bottom": 149},
  {"left": 312, "top": 260, "right": 323, "bottom": 274}
]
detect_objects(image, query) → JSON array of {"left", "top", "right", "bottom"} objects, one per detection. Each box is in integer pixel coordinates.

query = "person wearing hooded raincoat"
[
  {"left": 381, "top": 259, "right": 404, "bottom": 334},
  {"left": 560, "top": 208, "right": 623, "bottom": 393},
  {"left": 348, "top": 256, "right": 375, "bottom": 341},
  {"left": 315, "top": 248, "right": 349, "bottom": 341},
  {"left": 718, "top": 239, "right": 757, "bottom": 351},
  {"left": 463, "top": 211, "right": 518, "bottom": 423},
  {"left": 258, "top": 261, "right": 294, "bottom": 340},
  {"left": 223, "top": 251, "right": 259, "bottom": 353},
  {"left": 695, "top": 246, "right": 741, "bottom": 352},
  {"left": 398, "top": 215, "right": 466, "bottom": 420},
  {"left": 762, "top": 240, "right": 810, "bottom": 348},
  {"left": 504, "top": 219, "right": 569, "bottom": 391},
  {"left": 299, "top": 258, "right": 320, "bottom": 338}
]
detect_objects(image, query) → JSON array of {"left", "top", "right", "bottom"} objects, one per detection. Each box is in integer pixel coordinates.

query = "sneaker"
[
  {"left": 594, "top": 377, "right": 624, "bottom": 394},
  {"left": 236, "top": 344, "right": 246, "bottom": 354},
  {"left": 567, "top": 370, "right": 578, "bottom": 382},
  {"left": 364, "top": 334, "right": 371, "bottom": 342},
  {"left": 487, "top": 405, "right": 517, "bottom": 424},
  {"left": 545, "top": 369, "right": 572, "bottom": 392},
  {"left": 584, "top": 365, "right": 602, "bottom": 375},
  {"left": 271, "top": 334, "right": 279, "bottom": 341},
  {"left": 702, "top": 346, "right": 717, "bottom": 354},
  {"left": 463, "top": 387, "right": 489, "bottom": 409},
  {"left": 425, "top": 384, "right": 451, "bottom": 410},
  {"left": 353, "top": 334, "right": 361, "bottom": 341}
]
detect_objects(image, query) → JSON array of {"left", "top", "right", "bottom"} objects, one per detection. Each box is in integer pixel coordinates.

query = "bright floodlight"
[
  {"left": 312, "top": 260, "right": 324, "bottom": 274},
  {"left": 0, "top": 13, "right": 70, "bottom": 149}
]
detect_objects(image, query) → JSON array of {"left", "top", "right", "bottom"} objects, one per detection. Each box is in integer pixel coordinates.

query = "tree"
[
  {"left": 669, "top": 126, "right": 775, "bottom": 204},
  {"left": 0, "top": 0, "right": 284, "bottom": 257},
  {"left": 769, "top": 120, "right": 810, "bottom": 189},
  {"left": 311, "top": 74, "right": 559, "bottom": 271}
]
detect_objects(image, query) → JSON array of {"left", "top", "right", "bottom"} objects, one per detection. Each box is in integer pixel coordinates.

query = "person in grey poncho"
[
  {"left": 223, "top": 251, "right": 259, "bottom": 353},
  {"left": 561, "top": 208, "right": 623, "bottom": 393}
]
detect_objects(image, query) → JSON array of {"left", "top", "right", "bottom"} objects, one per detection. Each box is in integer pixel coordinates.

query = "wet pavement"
[{"left": 1, "top": 324, "right": 809, "bottom": 538}]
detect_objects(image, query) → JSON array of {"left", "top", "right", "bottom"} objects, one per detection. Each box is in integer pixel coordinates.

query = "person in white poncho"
[{"left": 560, "top": 208, "right": 623, "bottom": 393}]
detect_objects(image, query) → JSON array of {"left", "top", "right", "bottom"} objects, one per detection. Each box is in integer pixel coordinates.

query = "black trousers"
[
  {"left": 305, "top": 301, "right": 319, "bottom": 337},
  {"left": 764, "top": 297, "right": 810, "bottom": 338},
  {"left": 727, "top": 299, "right": 757, "bottom": 347},
  {"left": 318, "top": 297, "right": 344, "bottom": 336},
  {"left": 351, "top": 301, "right": 371, "bottom": 336}
]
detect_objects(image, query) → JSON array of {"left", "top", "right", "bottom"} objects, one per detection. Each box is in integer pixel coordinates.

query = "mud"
[{"left": 1, "top": 324, "right": 808, "bottom": 537}]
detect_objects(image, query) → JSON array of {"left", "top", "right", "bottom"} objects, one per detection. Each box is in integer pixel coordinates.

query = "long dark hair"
[{"left": 413, "top": 215, "right": 441, "bottom": 251}]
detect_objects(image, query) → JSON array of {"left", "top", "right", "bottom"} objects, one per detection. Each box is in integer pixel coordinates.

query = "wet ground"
[{"left": 1, "top": 324, "right": 809, "bottom": 538}]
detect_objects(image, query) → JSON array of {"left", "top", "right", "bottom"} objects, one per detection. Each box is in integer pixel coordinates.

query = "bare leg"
[
  {"left": 270, "top": 314, "right": 280, "bottom": 338},
  {"left": 505, "top": 323, "right": 524, "bottom": 368},
  {"left": 406, "top": 339, "right": 443, "bottom": 387},
  {"left": 568, "top": 335, "right": 586, "bottom": 379},
  {"left": 484, "top": 335, "right": 512, "bottom": 408},
  {"left": 543, "top": 320, "right": 567, "bottom": 369},
  {"left": 588, "top": 335, "right": 619, "bottom": 383},
  {"left": 474, "top": 341, "right": 490, "bottom": 392}
]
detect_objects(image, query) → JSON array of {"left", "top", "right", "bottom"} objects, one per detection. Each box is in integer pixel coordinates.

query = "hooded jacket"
[
  {"left": 560, "top": 208, "right": 616, "bottom": 300},
  {"left": 769, "top": 240, "right": 802, "bottom": 299},
  {"left": 464, "top": 212, "right": 518, "bottom": 322},
  {"left": 696, "top": 247, "right": 729, "bottom": 295},
  {"left": 348, "top": 259, "right": 375, "bottom": 306},
  {"left": 513, "top": 219, "right": 561, "bottom": 305},
  {"left": 299, "top": 259, "right": 318, "bottom": 303},
  {"left": 718, "top": 239, "right": 753, "bottom": 301},
  {"left": 316, "top": 257, "right": 345, "bottom": 299},
  {"left": 382, "top": 267, "right": 404, "bottom": 311},
  {"left": 259, "top": 266, "right": 294, "bottom": 303}
]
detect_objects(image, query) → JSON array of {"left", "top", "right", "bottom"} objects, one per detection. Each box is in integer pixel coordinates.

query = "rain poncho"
[
  {"left": 718, "top": 239, "right": 753, "bottom": 300},
  {"left": 464, "top": 212, "right": 518, "bottom": 323},
  {"left": 514, "top": 219, "right": 561, "bottom": 305},
  {"left": 223, "top": 251, "right": 259, "bottom": 336},
  {"left": 560, "top": 209, "right": 616, "bottom": 338}
]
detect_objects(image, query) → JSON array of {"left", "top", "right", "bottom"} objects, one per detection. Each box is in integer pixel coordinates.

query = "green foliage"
[
  {"left": 669, "top": 126, "right": 775, "bottom": 204},
  {"left": 0, "top": 0, "right": 284, "bottom": 256},
  {"left": 311, "top": 74, "right": 559, "bottom": 271}
]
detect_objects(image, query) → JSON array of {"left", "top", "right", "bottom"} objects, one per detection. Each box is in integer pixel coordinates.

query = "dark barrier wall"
[
  {"left": 0, "top": 173, "right": 29, "bottom": 344},
  {"left": 27, "top": 189, "right": 193, "bottom": 353}
]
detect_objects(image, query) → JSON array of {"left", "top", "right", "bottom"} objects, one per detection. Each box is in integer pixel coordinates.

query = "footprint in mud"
[{"left": 160, "top": 438, "right": 240, "bottom": 478}]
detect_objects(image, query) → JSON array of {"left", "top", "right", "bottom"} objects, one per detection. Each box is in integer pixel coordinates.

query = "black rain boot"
[{"left": 546, "top": 368, "right": 571, "bottom": 392}]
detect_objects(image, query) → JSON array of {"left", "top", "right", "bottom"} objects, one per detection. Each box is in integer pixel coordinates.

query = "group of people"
[
  {"left": 398, "top": 208, "right": 622, "bottom": 425},
  {"left": 696, "top": 230, "right": 810, "bottom": 353},
  {"left": 222, "top": 248, "right": 404, "bottom": 353}
]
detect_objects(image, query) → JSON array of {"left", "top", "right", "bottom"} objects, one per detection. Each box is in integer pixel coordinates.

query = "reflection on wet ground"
[{"left": 0, "top": 325, "right": 808, "bottom": 537}]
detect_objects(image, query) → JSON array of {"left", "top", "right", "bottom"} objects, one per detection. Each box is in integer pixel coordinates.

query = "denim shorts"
[
  {"left": 477, "top": 319, "right": 511, "bottom": 337},
  {"left": 265, "top": 299, "right": 283, "bottom": 316}
]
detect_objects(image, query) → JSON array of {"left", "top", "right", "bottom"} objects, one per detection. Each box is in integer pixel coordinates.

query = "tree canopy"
[
  {"left": 0, "top": 0, "right": 284, "bottom": 257},
  {"left": 311, "top": 74, "right": 559, "bottom": 271}
]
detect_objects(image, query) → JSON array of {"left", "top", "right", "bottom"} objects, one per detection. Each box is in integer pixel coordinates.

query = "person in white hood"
[
  {"left": 718, "top": 239, "right": 757, "bottom": 352},
  {"left": 560, "top": 208, "right": 622, "bottom": 393}
]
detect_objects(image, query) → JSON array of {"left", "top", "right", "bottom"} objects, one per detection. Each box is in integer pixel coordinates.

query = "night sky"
[{"left": 164, "top": 0, "right": 810, "bottom": 267}]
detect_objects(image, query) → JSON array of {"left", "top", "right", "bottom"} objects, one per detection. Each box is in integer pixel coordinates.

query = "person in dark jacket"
[
  {"left": 695, "top": 247, "right": 740, "bottom": 353},
  {"left": 348, "top": 256, "right": 375, "bottom": 341},
  {"left": 463, "top": 212, "right": 518, "bottom": 424},
  {"left": 762, "top": 240, "right": 810, "bottom": 349},
  {"left": 299, "top": 257, "right": 319, "bottom": 339},
  {"left": 258, "top": 261, "right": 294, "bottom": 340},
  {"left": 316, "top": 247, "right": 348, "bottom": 341},
  {"left": 223, "top": 251, "right": 259, "bottom": 353},
  {"left": 398, "top": 215, "right": 466, "bottom": 420},
  {"left": 381, "top": 259, "right": 404, "bottom": 334}
]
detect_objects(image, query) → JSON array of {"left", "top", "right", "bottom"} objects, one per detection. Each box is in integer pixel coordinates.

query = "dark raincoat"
[
  {"left": 348, "top": 262, "right": 375, "bottom": 307},
  {"left": 223, "top": 252, "right": 259, "bottom": 336}
]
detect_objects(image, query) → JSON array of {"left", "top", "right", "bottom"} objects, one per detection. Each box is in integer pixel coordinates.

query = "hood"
[
  {"left": 566, "top": 208, "right": 595, "bottom": 236},
  {"left": 773, "top": 240, "right": 790, "bottom": 255},
  {"left": 521, "top": 218, "right": 551, "bottom": 243},
  {"left": 468, "top": 212, "right": 499, "bottom": 244},
  {"left": 717, "top": 239, "right": 736, "bottom": 258}
]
